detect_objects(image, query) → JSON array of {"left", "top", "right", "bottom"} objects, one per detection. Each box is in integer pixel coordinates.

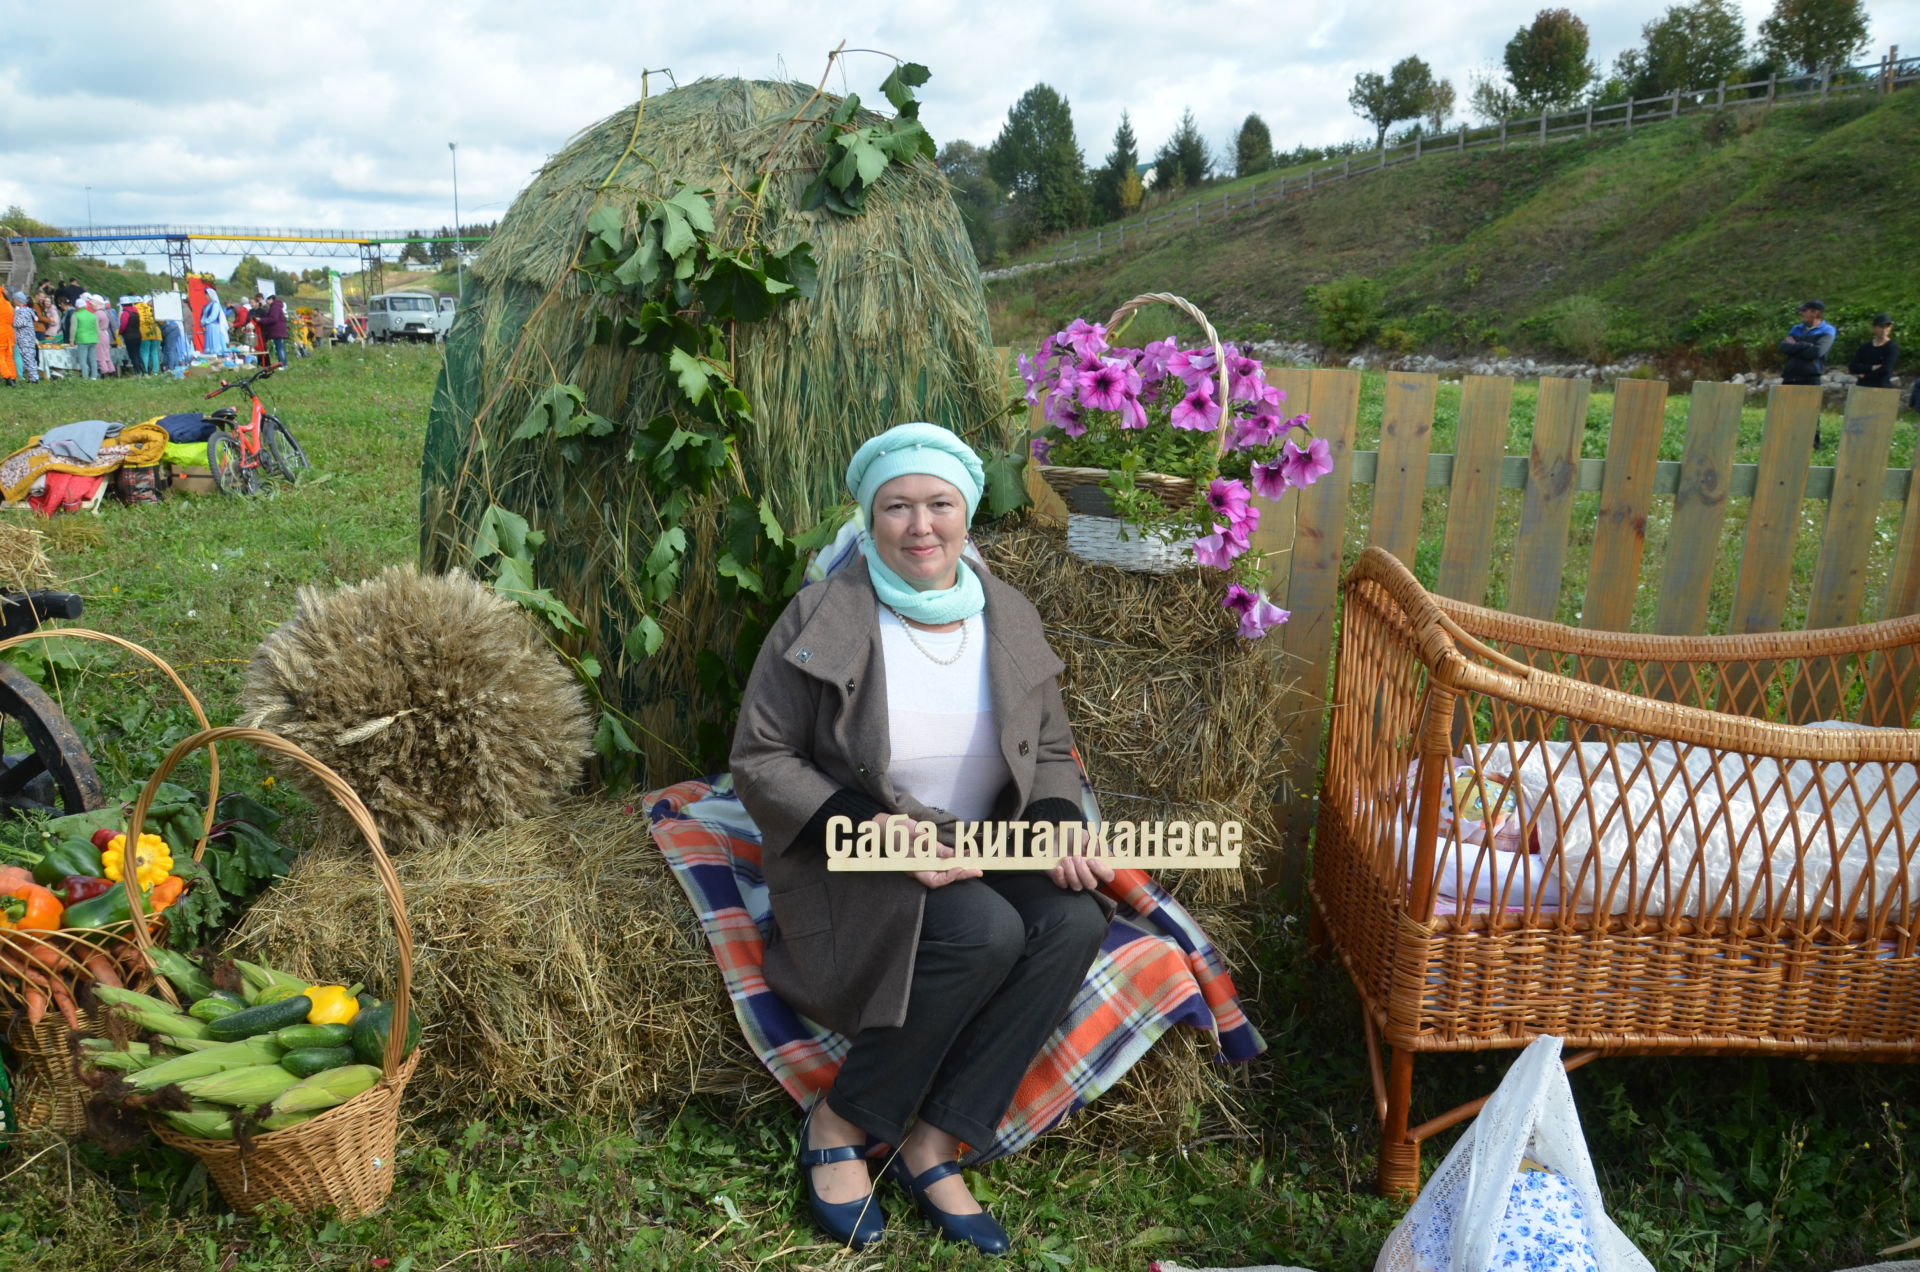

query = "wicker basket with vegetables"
[{"left": 83, "top": 726, "right": 419, "bottom": 1219}]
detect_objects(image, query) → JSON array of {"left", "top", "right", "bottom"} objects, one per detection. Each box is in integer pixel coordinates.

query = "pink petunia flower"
[
  {"left": 1226, "top": 352, "right": 1266, "bottom": 403},
  {"left": 1251, "top": 458, "right": 1289, "bottom": 501},
  {"left": 1077, "top": 358, "right": 1143, "bottom": 412},
  {"left": 1031, "top": 437, "right": 1053, "bottom": 464},
  {"left": 1119, "top": 393, "right": 1150, "bottom": 430},
  {"left": 1170, "top": 384, "right": 1221, "bottom": 432},
  {"left": 1280, "top": 436, "right": 1334, "bottom": 487},
  {"left": 1017, "top": 350, "right": 1053, "bottom": 405},
  {"left": 1193, "top": 523, "right": 1248, "bottom": 569},
  {"left": 1059, "top": 318, "right": 1109, "bottom": 361},
  {"left": 1166, "top": 346, "right": 1219, "bottom": 391},
  {"left": 1222, "top": 584, "right": 1291, "bottom": 638},
  {"left": 1207, "top": 478, "right": 1254, "bottom": 532},
  {"left": 1133, "top": 338, "right": 1178, "bottom": 384},
  {"left": 1044, "top": 390, "right": 1085, "bottom": 438}
]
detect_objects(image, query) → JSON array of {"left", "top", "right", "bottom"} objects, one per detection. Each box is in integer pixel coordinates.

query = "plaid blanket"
[{"left": 645, "top": 775, "right": 1264, "bottom": 1164}]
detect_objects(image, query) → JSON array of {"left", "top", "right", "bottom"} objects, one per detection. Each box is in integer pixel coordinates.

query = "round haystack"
[
  {"left": 239, "top": 567, "right": 594, "bottom": 853},
  {"left": 419, "top": 77, "right": 1005, "bottom": 783}
]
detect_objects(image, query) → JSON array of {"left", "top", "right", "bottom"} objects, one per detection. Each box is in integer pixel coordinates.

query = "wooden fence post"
[
  {"left": 1458, "top": 124, "right": 1466, "bottom": 150},
  {"left": 1768, "top": 72, "right": 1777, "bottom": 102},
  {"left": 1585, "top": 103, "right": 1593, "bottom": 135},
  {"left": 1626, "top": 98, "right": 1634, "bottom": 131},
  {"left": 1717, "top": 82, "right": 1726, "bottom": 109},
  {"left": 1414, "top": 134, "right": 1422, "bottom": 159},
  {"left": 1671, "top": 88, "right": 1681, "bottom": 119},
  {"left": 1538, "top": 110, "right": 1548, "bottom": 145},
  {"left": 1821, "top": 65, "right": 1832, "bottom": 99},
  {"left": 1269, "top": 369, "right": 1362, "bottom": 905},
  {"left": 1344, "top": 155, "right": 1351, "bottom": 177},
  {"left": 1500, "top": 119, "right": 1508, "bottom": 148}
]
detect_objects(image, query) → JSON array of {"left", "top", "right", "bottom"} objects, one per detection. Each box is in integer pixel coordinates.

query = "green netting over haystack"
[{"left": 419, "top": 77, "right": 1005, "bottom": 783}]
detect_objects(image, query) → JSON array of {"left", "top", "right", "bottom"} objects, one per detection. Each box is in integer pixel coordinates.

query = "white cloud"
[{"left": 4, "top": 0, "right": 1914, "bottom": 274}]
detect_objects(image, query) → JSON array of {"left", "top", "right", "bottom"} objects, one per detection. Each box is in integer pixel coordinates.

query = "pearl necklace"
[{"left": 889, "top": 607, "right": 969, "bottom": 666}]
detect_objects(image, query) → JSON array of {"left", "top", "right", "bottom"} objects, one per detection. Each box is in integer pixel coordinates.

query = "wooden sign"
[{"left": 824, "top": 817, "right": 1244, "bottom": 871}]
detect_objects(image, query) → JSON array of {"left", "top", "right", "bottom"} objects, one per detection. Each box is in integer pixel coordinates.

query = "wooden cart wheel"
[{"left": 0, "top": 661, "right": 104, "bottom": 815}]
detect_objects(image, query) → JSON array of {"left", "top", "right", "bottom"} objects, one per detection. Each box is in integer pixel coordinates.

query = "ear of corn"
[
  {"left": 175, "top": 1063, "right": 303, "bottom": 1108},
  {"left": 160, "top": 1106, "right": 237, "bottom": 1140},
  {"left": 257, "top": 1110, "right": 318, "bottom": 1133},
  {"left": 127, "top": 1036, "right": 286, "bottom": 1091},
  {"left": 146, "top": 949, "right": 214, "bottom": 1001},
  {"left": 95, "top": 987, "right": 212, "bottom": 1040},
  {"left": 157, "top": 1034, "right": 225, "bottom": 1052},
  {"left": 80, "top": 1048, "right": 154, "bottom": 1074},
  {"left": 232, "top": 959, "right": 311, "bottom": 1004},
  {"left": 79, "top": 1037, "right": 150, "bottom": 1054},
  {"left": 268, "top": 1064, "right": 381, "bottom": 1115}
]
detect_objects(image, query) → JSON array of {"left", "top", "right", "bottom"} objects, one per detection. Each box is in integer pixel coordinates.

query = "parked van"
[{"left": 366, "top": 291, "right": 449, "bottom": 343}]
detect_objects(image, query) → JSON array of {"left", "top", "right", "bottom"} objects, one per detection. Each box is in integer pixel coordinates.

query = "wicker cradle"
[{"left": 1313, "top": 548, "right": 1920, "bottom": 1196}]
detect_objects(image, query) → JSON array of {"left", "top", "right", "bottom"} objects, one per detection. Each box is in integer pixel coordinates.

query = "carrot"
[
  {"left": 47, "top": 974, "right": 80, "bottom": 1032},
  {"left": 82, "top": 951, "right": 123, "bottom": 990},
  {"left": 1, "top": 948, "right": 53, "bottom": 1025}
]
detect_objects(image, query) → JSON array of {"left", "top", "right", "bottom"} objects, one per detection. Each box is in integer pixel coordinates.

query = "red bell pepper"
[{"left": 60, "top": 875, "right": 114, "bottom": 904}]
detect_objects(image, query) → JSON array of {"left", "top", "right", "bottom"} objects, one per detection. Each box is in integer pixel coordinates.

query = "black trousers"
[{"left": 827, "top": 873, "right": 1108, "bottom": 1149}]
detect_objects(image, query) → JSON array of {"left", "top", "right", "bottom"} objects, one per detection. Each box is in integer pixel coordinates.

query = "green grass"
[
  {"left": 4, "top": 353, "right": 1920, "bottom": 1270},
  {"left": 989, "top": 91, "right": 1920, "bottom": 365}
]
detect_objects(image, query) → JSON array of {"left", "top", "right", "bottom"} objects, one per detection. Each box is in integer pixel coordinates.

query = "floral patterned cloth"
[{"left": 1407, "top": 1169, "right": 1599, "bottom": 1272}]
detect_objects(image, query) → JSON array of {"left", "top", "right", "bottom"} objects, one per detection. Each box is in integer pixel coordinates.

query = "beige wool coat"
[{"left": 730, "top": 556, "right": 1102, "bottom": 1036}]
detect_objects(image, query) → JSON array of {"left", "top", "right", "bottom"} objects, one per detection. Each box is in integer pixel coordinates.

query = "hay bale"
[
  {"left": 418, "top": 77, "right": 1005, "bottom": 783},
  {"left": 239, "top": 567, "right": 594, "bottom": 854},
  {"left": 232, "top": 799, "right": 767, "bottom": 1118},
  {"left": 0, "top": 524, "right": 54, "bottom": 591},
  {"left": 233, "top": 794, "right": 1258, "bottom": 1143},
  {"left": 976, "top": 524, "right": 1299, "bottom": 891}
]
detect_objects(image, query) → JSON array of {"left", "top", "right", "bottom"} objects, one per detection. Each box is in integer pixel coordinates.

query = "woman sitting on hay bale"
[{"left": 732, "top": 423, "right": 1113, "bottom": 1255}]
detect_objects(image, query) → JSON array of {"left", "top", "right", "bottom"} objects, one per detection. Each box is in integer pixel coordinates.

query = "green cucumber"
[
  {"left": 187, "top": 997, "right": 244, "bottom": 1023},
  {"left": 205, "top": 994, "right": 314, "bottom": 1041},
  {"left": 274, "top": 1023, "right": 353, "bottom": 1051},
  {"left": 279, "top": 1046, "right": 355, "bottom": 1078}
]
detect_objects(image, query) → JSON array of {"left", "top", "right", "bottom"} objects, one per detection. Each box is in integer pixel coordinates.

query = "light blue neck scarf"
[{"left": 863, "top": 541, "right": 986, "bottom": 626}]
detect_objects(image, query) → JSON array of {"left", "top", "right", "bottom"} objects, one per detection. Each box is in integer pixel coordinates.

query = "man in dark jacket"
[
  {"left": 1781, "top": 300, "right": 1836, "bottom": 385},
  {"left": 1848, "top": 314, "right": 1898, "bottom": 389},
  {"left": 256, "top": 294, "right": 289, "bottom": 365}
]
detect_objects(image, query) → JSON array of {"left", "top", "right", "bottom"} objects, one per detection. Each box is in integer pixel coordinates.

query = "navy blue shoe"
[
  {"left": 886, "top": 1157, "right": 1010, "bottom": 1255},
  {"left": 799, "top": 1107, "right": 885, "bottom": 1249}
]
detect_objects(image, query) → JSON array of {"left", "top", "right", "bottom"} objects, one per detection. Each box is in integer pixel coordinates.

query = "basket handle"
[
  {"left": 1102, "top": 291, "right": 1233, "bottom": 459},
  {"left": 122, "top": 726, "right": 414, "bottom": 1079},
  {"left": 0, "top": 628, "right": 221, "bottom": 860}
]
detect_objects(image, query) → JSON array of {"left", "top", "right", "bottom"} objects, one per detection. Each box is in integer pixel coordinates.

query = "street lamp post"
[{"left": 448, "top": 142, "right": 463, "bottom": 304}]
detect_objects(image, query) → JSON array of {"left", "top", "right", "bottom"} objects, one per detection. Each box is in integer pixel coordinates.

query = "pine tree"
[
  {"left": 1152, "top": 109, "right": 1211, "bottom": 191},
  {"left": 1091, "top": 113, "right": 1140, "bottom": 220},
  {"left": 1234, "top": 114, "right": 1274, "bottom": 178}
]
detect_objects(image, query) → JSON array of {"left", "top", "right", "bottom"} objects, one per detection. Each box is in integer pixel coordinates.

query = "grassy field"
[
  {"left": 2, "top": 351, "right": 1920, "bottom": 1271},
  {"left": 988, "top": 90, "right": 1920, "bottom": 367}
]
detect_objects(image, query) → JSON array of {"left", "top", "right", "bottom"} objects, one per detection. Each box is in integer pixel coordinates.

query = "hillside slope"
[{"left": 988, "top": 91, "right": 1920, "bottom": 367}]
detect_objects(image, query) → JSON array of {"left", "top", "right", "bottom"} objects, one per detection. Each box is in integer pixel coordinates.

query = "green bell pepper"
[
  {"left": 30, "top": 837, "right": 104, "bottom": 887},
  {"left": 62, "top": 881, "right": 148, "bottom": 930}
]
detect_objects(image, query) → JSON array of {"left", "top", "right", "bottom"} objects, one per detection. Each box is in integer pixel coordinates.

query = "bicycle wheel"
[
  {"left": 206, "top": 431, "right": 258, "bottom": 496},
  {"left": 261, "top": 417, "right": 310, "bottom": 483}
]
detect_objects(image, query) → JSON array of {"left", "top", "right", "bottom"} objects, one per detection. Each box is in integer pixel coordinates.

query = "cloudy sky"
[{"left": 4, "top": 0, "right": 1913, "bottom": 270}]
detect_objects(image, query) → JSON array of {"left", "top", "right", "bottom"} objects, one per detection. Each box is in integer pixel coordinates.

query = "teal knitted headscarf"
[{"left": 845, "top": 422, "right": 986, "bottom": 625}]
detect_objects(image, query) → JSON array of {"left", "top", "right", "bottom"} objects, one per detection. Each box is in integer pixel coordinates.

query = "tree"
[
  {"left": 1502, "top": 9, "right": 1594, "bottom": 111},
  {"left": 988, "top": 84, "right": 1092, "bottom": 236},
  {"left": 1350, "top": 56, "right": 1454, "bottom": 148},
  {"left": 1091, "top": 113, "right": 1140, "bottom": 221},
  {"left": 1615, "top": 0, "right": 1747, "bottom": 97},
  {"left": 1152, "top": 108, "right": 1212, "bottom": 191},
  {"left": 1757, "top": 0, "right": 1870, "bottom": 73},
  {"left": 937, "top": 140, "right": 1004, "bottom": 265},
  {"left": 398, "top": 234, "right": 431, "bottom": 266},
  {"left": 1468, "top": 66, "right": 1518, "bottom": 122},
  {"left": 1234, "top": 113, "right": 1274, "bottom": 178}
]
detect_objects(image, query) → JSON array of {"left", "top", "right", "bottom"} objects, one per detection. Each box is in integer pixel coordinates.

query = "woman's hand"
[
  {"left": 866, "top": 813, "right": 983, "bottom": 890},
  {"left": 1048, "top": 822, "right": 1115, "bottom": 892}
]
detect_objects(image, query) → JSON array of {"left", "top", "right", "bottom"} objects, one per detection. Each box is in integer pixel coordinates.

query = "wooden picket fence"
[{"left": 1014, "top": 366, "right": 1913, "bottom": 898}]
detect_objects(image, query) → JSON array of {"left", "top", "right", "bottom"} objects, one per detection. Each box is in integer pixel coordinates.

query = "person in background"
[
  {"left": 1781, "top": 300, "right": 1836, "bottom": 386},
  {"left": 135, "top": 298, "right": 161, "bottom": 375},
  {"left": 53, "top": 277, "right": 83, "bottom": 306},
  {"left": 11, "top": 292, "right": 39, "bottom": 384},
  {"left": 0, "top": 289, "right": 14, "bottom": 387},
  {"left": 119, "top": 297, "right": 144, "bottom": 376},
  {"left": 88, "top": 296, "right": 113, "bottom": 376},
  {"left": 201, "top": 284, "right": 229, "bottom": 355},
  {"left": 33, "top": 284, "right": 57, "bottom": 340},
  {"left": 159, "top": 307, "right": 189, "bottom": 376},
  {"left": 254, "top": 293, "right": 287, "bottom": 366},
  {"left": 1781, "top": 299, "right": 1838, "bottom": 447},
  {"left": 68, "top": 299, "right": 99, "bottom": 380},
  {"left": 1848, "top": 314, "right": 1898, "bottom": 389}
]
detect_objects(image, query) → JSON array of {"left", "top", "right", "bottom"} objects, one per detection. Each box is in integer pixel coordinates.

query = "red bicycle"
[{"left": 201, "top": 364, "right": 309, "bottom": 494}]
